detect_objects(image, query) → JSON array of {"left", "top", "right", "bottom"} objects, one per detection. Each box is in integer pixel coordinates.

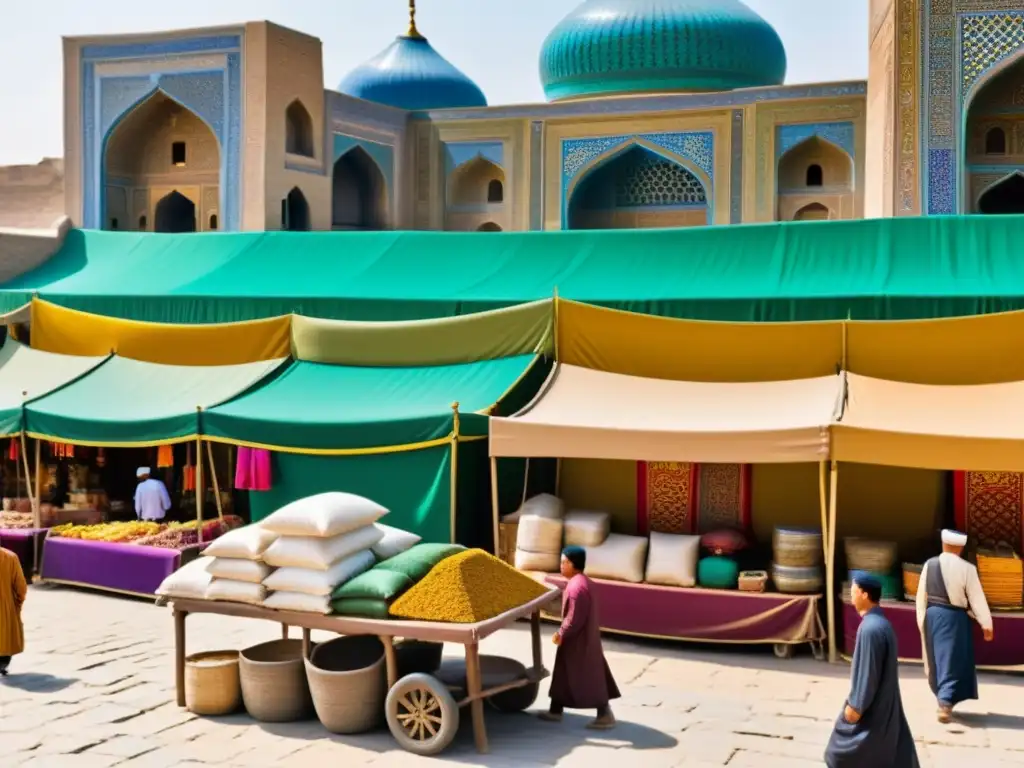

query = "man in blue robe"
[{"left": 825, "top": 572, "right": 918, "bottom": 768}]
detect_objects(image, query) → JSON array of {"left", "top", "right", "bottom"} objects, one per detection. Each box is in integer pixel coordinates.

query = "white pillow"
[
  {"left": 264, "top": 590, "right": 332, "bottom": 615},
  {"left": 262, "top": 525, "right": 384, "bottom": 571},
  {"left": 202, "top": 525, "right": 278, "bottom": 561},
  {"left": 514, "top": 549, "right": 560, "bottom": 573},
  {"left": 156, "top": 557, "right": 213, "bottom": 600},
  {"left": 503, "top": 493, "right": 565, "bottom": 522},
  {"left": 644, "top": 532, "right": 701, "bottom": 588},
  {"left": 516, "top": 515, "right": 563, "bottom": 555},
  {"left": 563, "top": 510, "right": 611, "bottom": 548},
  {"left": 206, "top": 557, "right": 273, "bottom": 585},
  {"left": 586, "top": 534, "right": 649, "bottom": 584},
  {"left": 261, "top": 492, "right": 388, "bottom": 538},
  {"left": 371, "top": 524, "right": 421, "bottom": 561},
  {"left": 206, "top": 578, "right": 267, "bottom": 605},
  {"left": 262, "top": 550, "right": 376, "bottom": 596}
]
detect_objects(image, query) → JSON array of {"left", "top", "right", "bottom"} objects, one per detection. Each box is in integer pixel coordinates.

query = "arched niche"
[
  {"left": 332, "top": 147, "right": 388, "bottom": 230},
  {"left": 566, "top": 145, "right": 708, "bottom": 231},
  {"left": 777, "top": 137, "right": 852, "bottom": 192},
  {"left": 155, "top": 191, "right": 197, "bottom": 233},
  {"left": 104, "top": 91, "right": 220, "bottom": 232},
  {"left": 978, "top": 173, "right": 1024, "bottom": 215},
  {"left": 793, "top": 202, "right": 831, "bottom": 221},
  {"left": 283, "top": 187, "right": 311, "bottom": 231},
  {"left": 477, "top": 222, "right": 502, "bottom": 232},
  {"left": 449, "top": 156, "right": 507, "bottom": 207},
  {"left": 965, "top": 55, "right": 1024, "bottom": 212},
  {"left": 285, "top": 100, "right": 315, "bottom": 158}
]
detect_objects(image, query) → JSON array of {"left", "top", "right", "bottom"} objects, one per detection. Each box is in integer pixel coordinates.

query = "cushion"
[
  {"left": 371, "top": 524, "right": 422, "bottom": 561},
  {"left": 333, "top": 568, "right": 413, "bottom": 601},
  {"left": 701, "top": 528, "right": 749, "bottom": 556},
  {"left": 563, "top": 510, "right": 611, "bottom": 548},
  {"left": 503, "top": 493, "right": 565, "bottom": 522},
  {"left": 156, "top": 557, "right": 213, "bottom": 600},
  {"left": 202, "top": 525, "right": 277, "bottom": 561},
  {"left": 585, "top": 534, "right": 649, "bottom": 584},
  {"left": 376, "top": 543, "right": 465, "bottom": 582},
  {"left": 206, "top": 578, "right": 267, "bottom": 605},
  {"left": 264, "top": 590, "right": 332, "bottom": 615},
  {"left": 516, "top": 515, "right": 563, "bottom": 555},
  {"left": 331, "top": 597, "right": 392, "bottom": 619},
  {"left": 262, "top": 525, "right": 384, "bottom": 571},
  {"left": 262, "top": 550, "right": 376, "bottom": 597},
  {"left": 698, "top": 556, "right": 740, "bottom": 589},
  {"left": 644, "top": 533, "right": 701, "bottom": 588},
  {"left": 260, "top": 492, "right": 388, "bottom": 538},
  {"left": 206, "top": 557, "right": 273, "bottom": 585},
  {"left": 514, "top": 549, "right": 560, "bottom": 573}
]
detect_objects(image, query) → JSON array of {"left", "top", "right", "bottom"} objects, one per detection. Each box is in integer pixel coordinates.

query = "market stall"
[
  {"left": 25, "top": 354, "right": 285, "bottom": 596},
  {"left": 832, "top": 373, "right": 1024, "bottom": 668},
  {"left": 490, "top": 363, "right": 844, "bottom": 658}
]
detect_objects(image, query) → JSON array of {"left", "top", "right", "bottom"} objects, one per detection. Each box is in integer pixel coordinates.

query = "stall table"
[
  {"left": 841, "top": 598, "right": 1024, "bottom": 669},
  {"left": 0, "top": 528, "right": 47, "bottom": 575}
]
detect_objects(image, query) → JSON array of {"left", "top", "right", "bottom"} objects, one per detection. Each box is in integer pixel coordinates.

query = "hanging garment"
[
  {"left": 7, "top": 440, "right": 18, "bottom": 462},
  {"left": 156, "top": 444, "right": 174, "bottom": 469},
  {"left": 250, "top": 449, "right": 272, "bottom": 492},
  {"left": 234, "top": 446, "right": 253, "bottom": 490},
  {"left": 96, "top": 448, "right": 106, "bottom": 468}
]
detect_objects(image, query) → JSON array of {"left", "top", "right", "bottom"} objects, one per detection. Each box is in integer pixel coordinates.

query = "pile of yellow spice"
[{"left": 389, "top": 548, "right": 550, "bottom": 623}]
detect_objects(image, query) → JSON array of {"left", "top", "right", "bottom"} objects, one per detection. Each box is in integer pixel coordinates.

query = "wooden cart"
[{"left": 169, "top": 588, "right": 559, "bottom": 756}]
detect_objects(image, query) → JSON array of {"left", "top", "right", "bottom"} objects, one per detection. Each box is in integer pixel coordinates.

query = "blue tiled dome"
[
  {"left": 338, "top": 33, "right": 487, "bottom": 111},
  {"left": 540, "top": 0, "right": 787, "bottom": 101}
]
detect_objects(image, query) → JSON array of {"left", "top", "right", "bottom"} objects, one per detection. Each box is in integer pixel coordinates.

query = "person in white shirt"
[
  {"left": 915, "top": 529, "right": 993, "bottom": 724},
  {"left": 134, "top": 467, "right": 171, "bottom": 522}
]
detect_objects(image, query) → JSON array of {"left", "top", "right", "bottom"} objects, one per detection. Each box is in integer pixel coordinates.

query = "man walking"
[
  {"left": 916, "top": 529, "right": 993, "bottom": 723},
  {"left": 0, "top": 545, "right": 28, "bottom": 676},
  {"left": 825, "top": 572, "right": 918, "bottom": 768},
  {"left": 134, "top": 467, "right": 171, "bottom": 522}
]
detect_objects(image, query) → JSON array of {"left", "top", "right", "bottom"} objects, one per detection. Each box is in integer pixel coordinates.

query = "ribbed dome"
[
  {"left": 338, "top": 35, "right": 487, "bottom": 111},
  {"left": 540, "top": 0, "right": 787, "bottom": 101}
]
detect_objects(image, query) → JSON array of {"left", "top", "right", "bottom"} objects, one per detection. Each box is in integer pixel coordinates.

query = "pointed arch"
[
  {"left": 776, "top": 136, "right": 852, "bottom": 192},
  {"left": 283, "top": 187, "right": 311, "bottom": 231},
  {"left": 477, "top": 222, "right": 502, "bottom": 231},
  {"left": 155, "top": 191, "right": 197, "bottom": 233},
  {"left": 976, "top": 172, "right": 1024, "bottom": 215},
  {"left": 449, "top": 155, "right": 507, "bottom": 207},
  {"left": 793, "top": 202, "right": 831, "bottom": 221},
  {"left": 285, "top": 100, "right": 315, "bottom": 158},
  {"left": 332, "top": 146, "right": 388, "bottom": 230}
]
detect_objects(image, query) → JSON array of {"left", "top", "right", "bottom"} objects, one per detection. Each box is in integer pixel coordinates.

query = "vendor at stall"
[{"left": 134, "top": 467, "right": 171, "bottom": 522}]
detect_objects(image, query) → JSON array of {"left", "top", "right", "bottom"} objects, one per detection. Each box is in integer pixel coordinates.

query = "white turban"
[
  {"left": 136, "top": 467, "right": 151, "bottom": 478},
  {"left": 941, "top": 529, "right": 968, "bottom": 547}
]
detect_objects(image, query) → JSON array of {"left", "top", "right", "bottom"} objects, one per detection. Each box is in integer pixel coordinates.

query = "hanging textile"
[
  {"left": 96, "top": 448, "right": 106, "bottom": 468},
  {"left": 182, "top": 443, "right": 195, "bottom": 492},
  {"left": 235, "top": 446, "right": 272, "bottom": 492},
  {"left": 49, "top": 442, "right": 74, "bottom": 459},
  {"left": 954, "top": 471, "right": 1024, "bottom": 554},
  {"left": 636, "top": 462, "right": 751, "bottom": 535},
  {"left": 694, "top": 464, "right": 752, "bottom": 535},
  {"left": 156, "top": 444, "right": 174, "bottom": 469},
  {"left": 7, "top": 439, "right": 18, "bottom": 462}
]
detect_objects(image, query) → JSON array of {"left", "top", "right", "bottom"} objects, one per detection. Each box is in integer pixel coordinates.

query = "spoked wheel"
[
  {"left": 773, "top": 643, "right": 795, "bottom": 659},
  {"left": 385, "top": 673, "right": 460, "bottom": 756},
  {"left": 811, "top": 642, "right": 827, "bottom": 662}
]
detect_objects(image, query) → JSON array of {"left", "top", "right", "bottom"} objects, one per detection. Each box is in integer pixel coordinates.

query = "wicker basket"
[
  {"left": 773, "top": 528, "right": 823, "bottom": 568},
  {"left": 239, "top": 639, "right": 312, "bottom": 723},
  {"left": 845, "top": 538, "right": 898, "bottom": 573},
  {"left": 498, "top": 521, "right": 519, "bottom": 566},
  {"left": 771, "top": 564, "right": 823, "bottom": 594},
  {"left": 185, "top": 651, "right": 241, "bottom": 716},
  {"left": 977, "top": 547, "right": 1024, "bottom": 610},
  {"left": 305, "top": 636, "right": 386, "bottom": 734},
  {"left": 902, "top": 563, "right": 922, "bottom": 601},
  {"left": 738, "top": 570, "right": 768, "bottom": 592}
]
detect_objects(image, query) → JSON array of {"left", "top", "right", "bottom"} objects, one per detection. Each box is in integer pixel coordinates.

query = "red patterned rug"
[
  {"left": 637, "top": 462, "right": 750, "bottom": 535},
  {"left": 954, "top": 471, "right": 1024, "bottom": 553}
]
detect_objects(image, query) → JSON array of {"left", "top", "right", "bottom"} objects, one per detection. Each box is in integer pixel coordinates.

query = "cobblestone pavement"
[{"left": 1, "top": 585, "right": 1022, "bottom": 767}]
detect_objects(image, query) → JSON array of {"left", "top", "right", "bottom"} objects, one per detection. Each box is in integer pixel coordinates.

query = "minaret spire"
[{"left": 406, "top": 0, "right": 423, "bottom": 38}]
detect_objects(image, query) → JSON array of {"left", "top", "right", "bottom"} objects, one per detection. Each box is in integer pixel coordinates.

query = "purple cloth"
[
  {"left": 41, "top": 537, "right": 181, "bottom": 596},
  {"left": 0, "top": 529, "right": 47, "bottom": 576}
]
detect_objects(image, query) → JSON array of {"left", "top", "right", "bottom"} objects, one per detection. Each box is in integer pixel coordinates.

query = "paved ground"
[{"left": 1, "top": 584, "right": 1022, "bottom": 767}]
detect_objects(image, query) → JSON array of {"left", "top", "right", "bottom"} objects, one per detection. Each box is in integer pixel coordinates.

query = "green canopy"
[
  {"left": 203, "top": 355, "right": 542, "bottom": 452},
  {"left": 25, "top": 356, "right": 286, "bottom": 445},
  {"left": 6, "top": 216, "right": 1024, "bottom": 322},
  {"left": 0, "top": 341, "right": 107, "bottom": 437}
]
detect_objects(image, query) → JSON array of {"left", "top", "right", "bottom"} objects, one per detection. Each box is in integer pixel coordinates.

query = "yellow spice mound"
[{"left": 389, "top": 548, "right": 549, "bottom": 623}]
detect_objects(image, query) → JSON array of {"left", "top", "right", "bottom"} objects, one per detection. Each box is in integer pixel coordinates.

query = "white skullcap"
[
  {"left": 941, "top": 529, "right": 968, "bottom": 547},
  {"left": 136, "top": 467, "right": 151, "bottom": 477}
]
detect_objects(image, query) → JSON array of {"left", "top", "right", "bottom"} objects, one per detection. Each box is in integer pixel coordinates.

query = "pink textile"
[
  {"left": 234, "top": 447, "right": 272, "bottom": 492},
  {"left": 234, "top": 446, "right": 252, "bottom": 489}
]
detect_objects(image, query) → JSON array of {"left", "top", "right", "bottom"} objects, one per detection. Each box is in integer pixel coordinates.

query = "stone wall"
[{"left": 0, "top": 159, "right": 66, "bottom": 230}]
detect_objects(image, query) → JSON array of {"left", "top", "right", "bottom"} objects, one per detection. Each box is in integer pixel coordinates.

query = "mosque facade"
[{"left": 52, "top": 0, "right": 1024, "bottom": 235}]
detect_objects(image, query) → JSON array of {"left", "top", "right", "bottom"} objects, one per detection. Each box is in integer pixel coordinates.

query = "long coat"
[
  {"left": 549, "top": 573, "right": 620, "bottom": 709},
  {"left": 0, "top": 547, "right": 27, "bottom": 656}
]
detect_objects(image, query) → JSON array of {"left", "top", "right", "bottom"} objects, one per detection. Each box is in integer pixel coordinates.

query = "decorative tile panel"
[
  {"left": 961, "top": 12, "right": 1024, "bottom": 96},
  {"left": 562, "top": 131, "right": 714, "bottom": 183}
]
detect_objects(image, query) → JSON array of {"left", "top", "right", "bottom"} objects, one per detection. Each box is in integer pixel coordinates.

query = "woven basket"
[
  {"left": 305, "top": 636, "right": 386, "bottom": 734},
  {"left": 738, "top": 570, "right": 768, "bottom": 592},
  {"left": 185, "top": 650, "right": 241, "bottom": 716},
  {"left": 977, "top": 547, "right": 1024, "bottom": 610},
  {"left": 771, "top": 564, "right": 823, "bottom": 594},
  {"left": 498, "top": 521, "right": 519, "bottom": 566},
  {"left": 845, "top": 538, "right": 898, "bottom": 573},
  {"left": 239, "top": 639, "right": 312, "bottom": 723},
  {"left": 902, "top": 563, "right": 922, "bottom": 601},
  {"left": 773, "top": 528, "right": 823, "bottom": 568}
]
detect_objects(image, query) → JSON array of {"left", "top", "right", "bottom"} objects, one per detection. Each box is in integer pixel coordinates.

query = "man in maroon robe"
[{"left": 539, "top": 545, "right": 620, "bottom": 730}]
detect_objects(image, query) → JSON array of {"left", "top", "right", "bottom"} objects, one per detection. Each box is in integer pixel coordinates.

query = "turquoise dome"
[
  {"left": 338, "top": 34, "right": 486, "bottom": 111},
  {"left": 539, "top": 0, "right": 787, "bottom": 101}
]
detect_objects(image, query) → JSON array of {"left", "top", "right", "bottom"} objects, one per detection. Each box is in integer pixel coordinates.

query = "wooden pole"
[
  {"left": 555, "top": 457, "right": 562, "bottom": 496},
  {"left": 206, "top": 442, "right": 224, "bottom": 520},
  {"left": 520, "top": 457, "right": 531, "bottom": 506},
  {"left": 827, "top": 460, "right": 840, "bottom": 663},
  {"left": 33, "top": 439, "right": 41, "bottom": 527},
  {"left": 195, "top": 408, "right": 205, "bottom": 544},
  {"left": 490, "top": 456, "right": 500, "bottom": 555},
  {"left": 449, "top": 402, "right": 460, "bottom": 545},
  {"left": 818, "top": 460, "right": 828, "bottom": 570}
]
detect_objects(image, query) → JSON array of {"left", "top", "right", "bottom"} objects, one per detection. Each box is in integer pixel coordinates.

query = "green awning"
[
  {"left": 0, "top": 341, "right": 107, "bottom": 437},
  {"left": 25, "top": 356, "right": 287, "bottom": 446},
  {"left": 6, "top": 216, "right": 1024, "bottom": 322},
  {"left": 203, "top": 355, "right": 542, "bottom": 452}
]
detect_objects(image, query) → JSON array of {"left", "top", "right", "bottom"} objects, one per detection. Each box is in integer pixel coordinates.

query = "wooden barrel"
[{"left": 773, "top": 527, "right": 823, "bottom": 568}]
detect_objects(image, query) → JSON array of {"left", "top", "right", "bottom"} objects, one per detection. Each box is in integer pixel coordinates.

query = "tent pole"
[
  {"left": 827, "top": 460, "right": 840, "bottom": 663},
  {"left": 195, "top": 408, "right": 205, "bottom": 544},
  {"left": 33, "top": 439, "right": 41, "bottom": 528},
  {"left": 552, "top": 287, "right": 560, "bottom": 362},
  {"left": 19, "top": 431, "right": 36, "bottom": 528},
  {"left": 555, "top": 458, "right": 562, "bottom": 497},
  {"left": 490, "top": 455, "right": 500, "bottom": 555},
  {"left": 520, "top": 458, "right": 531, "bottom": 507},
  {"left": 818, "top": 459, "right": 828, "bottom": 569},
  {"left": 449, "top": 403, "right": 460, "bottom": 546},
  {"left": 206, "top": 442, "right": 224, "bottom": 520}
]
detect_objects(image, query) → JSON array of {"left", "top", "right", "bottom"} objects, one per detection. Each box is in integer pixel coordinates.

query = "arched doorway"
[
  {"left": 155, "top": 191, "right": 196, "bottom": 233},
  {"left": 332, "top": 147, "right": 388, "bottom": 230},
  {"left": 283, "top": 187, "right": 311, "bottom": 231},
  {"left": 793, "top": 202, "right": 831, "bottom": 221},
  {"left": 477, "top": 222, "right": 502, "bottom": 232},
  {"left": 449, "top": 157, "right": 506, "bottom": 206},
  {"left": 965, "top": 56, "right": 1024, "bottom": 213},
  {"left": 567, "top": 146, "right": 708, "bottom": 230},
  {"left": 776, "top": 137, "right": 852, "bottom": 221},
  {"left": 104, "top": 91, "right": 220, "bottom": 232}
]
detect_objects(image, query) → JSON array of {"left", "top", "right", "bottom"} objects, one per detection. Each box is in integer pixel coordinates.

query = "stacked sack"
[
  {"left": 203, "top": 524, "right": 280, "bottom": 605},
  {"left": 258, "top": 493, "right": 389, "bottom": 614},
  {"left": 511, "top": 494, "right": 565, "bottom": 572}
]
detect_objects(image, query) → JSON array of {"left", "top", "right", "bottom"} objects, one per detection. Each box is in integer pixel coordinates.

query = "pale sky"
[{"left": 0, "top": 0, "right": 868, "bottom": 165}]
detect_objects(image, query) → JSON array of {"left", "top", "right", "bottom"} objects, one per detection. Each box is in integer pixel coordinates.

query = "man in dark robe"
[
  {"left": 539, "top": 545, "right": 620, "bottom": 730},
  {"left": 825, "top": 572, "right": 919, "bottom": 768}
]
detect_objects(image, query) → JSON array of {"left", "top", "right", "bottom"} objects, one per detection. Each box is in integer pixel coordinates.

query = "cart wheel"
[
  {"left": 489, "top": 680, "right": 540, "bottom": 713},
  {"left": 811, "top": 642, "right": 826, "bottom": 662},
  {"left": 773, "top": 643, "right": 794, "bottom": 660},
  {"left": 386, "top": 673, "right": 460, "bottom": 757}
]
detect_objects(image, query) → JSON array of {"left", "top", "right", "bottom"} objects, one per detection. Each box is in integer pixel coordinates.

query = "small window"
[
  {"left": 806, "top": 164, "right": 823, "bottom": 187},
  {"left": 487, "top": 179, "right": 504, "bottom": 203},
  {"left": 171, "top": 142, "right": 187, "bottom": 166},
  {"left": 208, "top": 214, "right": 218, "bottom": 231},
  {"left": 110, "top": 218, "right": 119, "bottom": 230},
  {"left": 985, "top": 127, "right": 1007, "bottom": 155},
  {"left": 138, "top": 215, "right": 147, "bottom": 231}
]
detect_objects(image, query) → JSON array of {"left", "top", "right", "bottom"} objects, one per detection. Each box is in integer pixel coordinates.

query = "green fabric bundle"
[{"left": 698, "top": 556, "right": 739, "bottom": 589}]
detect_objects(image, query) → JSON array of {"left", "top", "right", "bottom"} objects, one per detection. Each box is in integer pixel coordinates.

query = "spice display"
[
  {"left": 388, "top": 549, "right": 548, "bottom": 623},
  {"left": 0, "top": 511, "right": 34, "bottom": 530},
  {"left": 50, "top": 515, "right": 242, "bottom": 547},
  {"left": 52, "top": 521, "right": 162, "bottom": 542}
]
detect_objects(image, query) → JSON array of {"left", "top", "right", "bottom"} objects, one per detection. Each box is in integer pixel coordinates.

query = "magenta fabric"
[
  {"left": 841, "top": 600, "right": 1024, "bottom": 668},
  {"left": 544, "top": 574, "right": 824, "bottom": 645},
  {"left": 40, "top": 537, "right": 182, "bottom": 596},
  {"left": 0, "top": 528, "right": 46, "bottom": 576},
  {"left": 234, "top": 446, "right": 271, "bottom": 491},
  {"left": 234, "top": 446, "right": 253, "bottom": 489}
]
